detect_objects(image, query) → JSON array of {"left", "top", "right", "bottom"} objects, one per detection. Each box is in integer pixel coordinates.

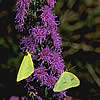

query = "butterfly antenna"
[
  {"left": 69, "top": 66, "right": 77, "bottom": 71},
  {"left": 65, "top": 60, "right": 72, "bottom": 71},
  {"left": 68, "top": 60, "right": 71, "bottom": 70}
]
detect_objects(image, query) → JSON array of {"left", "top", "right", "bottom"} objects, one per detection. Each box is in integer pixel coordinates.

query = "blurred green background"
[{"left": 0, "top": 0, "right": 100, "bottom": 100}]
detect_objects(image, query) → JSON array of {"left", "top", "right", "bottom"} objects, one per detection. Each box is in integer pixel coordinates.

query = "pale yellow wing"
[{"left": 16, "top": 52, "right": 34, "bottom": 82}]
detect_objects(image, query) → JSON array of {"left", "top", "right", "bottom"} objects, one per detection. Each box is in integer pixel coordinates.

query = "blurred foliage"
[
  {"left": 54, "top": 0, "right": 100, "bottom": 99},
  {"left": 0, "top": 0, "right": 25, "bottom": 99},
  {"left": 0, "top": 0, "right": 100, "bottom": 100}
]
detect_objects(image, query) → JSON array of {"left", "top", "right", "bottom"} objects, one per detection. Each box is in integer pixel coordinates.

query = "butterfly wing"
[
  {"left": 16, "top": 52, "right": 34, "bottom": 82},
  {"left": 53, "top": 72, "right": 80, "bottom": 92},
  {"left": 66, "top": 72, "right": 80, "bottom": 88},
  {"left": 53, "top": 72, "right": 71, "bottom": 92}
]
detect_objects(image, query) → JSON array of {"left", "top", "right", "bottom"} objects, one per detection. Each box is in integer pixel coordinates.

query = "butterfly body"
[{"left": 53, "top": 72, "right": 80, "bottom": 92}]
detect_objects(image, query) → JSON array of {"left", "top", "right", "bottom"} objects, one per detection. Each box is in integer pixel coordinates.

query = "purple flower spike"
[
  {"left": 15, "top": 0, "right": 32, "bottom": 31},
  {"left": 15, "top": 0, "right": 68, "bottom": 99}
]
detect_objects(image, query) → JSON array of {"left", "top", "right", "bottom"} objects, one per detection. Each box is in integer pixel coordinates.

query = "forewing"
[
  {"left": 53, "top": 72, "right": 71, "bottom": 92},
  {"left": 53, "top": 72, "right": 80, "bottom": 92},
  {"left": 17, "top": 52, "right": 34, "bottom": 82},
  {"left": 66, "top": 72, "right": 80, "bottom": 88}
]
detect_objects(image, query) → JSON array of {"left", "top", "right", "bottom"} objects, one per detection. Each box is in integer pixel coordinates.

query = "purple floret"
[
  {"left": 47, "top": 0, "right": 56, "bottom": 8},
  {"left": 53, "top": 91, "right": 68, "bottom": 100},
  {"left": 44, "top": 75, "right": 57, "bottom": 89},
  {"left": 15, "top": 0, "right": 32, "bottom": 31},
  {"left": 40, "top": 5, "right": 58, "bottom": 30},
  {"left": 49, "top": 53, "right": 65, "bottom": 74},
  {"left": 38, "top": 48, "right": 53, "bottom": 63},
  {"left": 9, "top": 96, "right": 19, "bottom": 100},
  {"left": 33, "top": 66, "right": 48, "bottom": 85},
  {"left": 31, "top": 26, "right": 48, "bottom": 44},
  {"left": 40, "top": 5, "right": 62, "bottom": 51},
  {"left": 38, "top": 48, "right": 64, "bottom": 74},
  {"left": 20, "top": 35, "right": 36, "bottom": 53},
  {"left": 51, "top": 30, "right": 62, "bottom": 52},
  {"left": 35, "top": 95, "right": 43, "bottom": 100}
]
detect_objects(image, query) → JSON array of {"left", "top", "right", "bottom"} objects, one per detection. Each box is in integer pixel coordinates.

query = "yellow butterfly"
[
  {"left": 53, "top": 71, "right": 80, "bottom": 92},
  {"left": 16, "top": 52, "right": 34, "bottom": 82}
]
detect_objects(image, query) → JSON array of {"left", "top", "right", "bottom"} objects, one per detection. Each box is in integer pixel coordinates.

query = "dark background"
[{"left": 0, "top": 0, "right": 100, "bottom": 100}]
